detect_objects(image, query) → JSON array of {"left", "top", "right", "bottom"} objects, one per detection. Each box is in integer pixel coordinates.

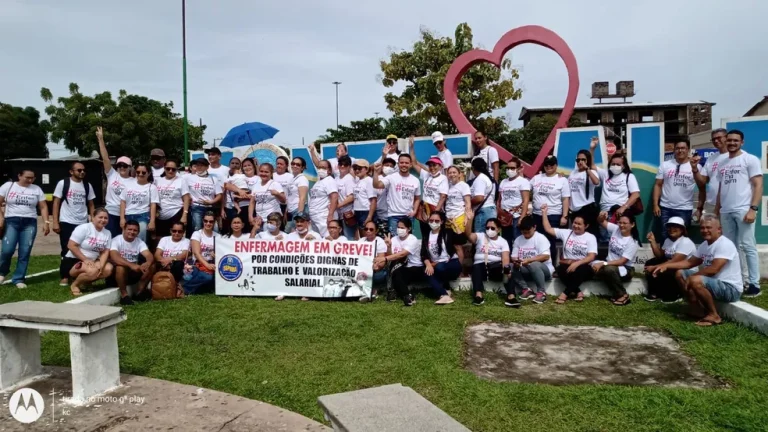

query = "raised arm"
[
  {"left": 408, "top": 136, "right": 427, "bottom": 173},
  {"left": 589, "top": 137, "right": 599, "bottom": 170},
  {"left": 464, "top": 213, "right": 478, "bottom": 244},
  {"left": 539, "top": 204, "right": 557, "bottom": 237},
  {"left": 307, "top": 143, "right": 323, "bottom": 169},
  {"left": 372, "top": 163, "right": 385, "bottom": 189},
  {"left": 96, "top": 126, "right": 112, "bottom": 174},
  {"left": 646, "top": 232, "right": 664, "bottom": 259}
]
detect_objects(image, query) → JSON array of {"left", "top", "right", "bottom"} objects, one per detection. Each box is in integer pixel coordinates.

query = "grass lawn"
[{"left": 2, "top": 256, "right": 768, "bottom": 431}]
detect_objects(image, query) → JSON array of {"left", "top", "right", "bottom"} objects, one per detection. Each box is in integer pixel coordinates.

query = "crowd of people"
[{"left": 0, "top": 128, "right": 762, "bottom": 325}]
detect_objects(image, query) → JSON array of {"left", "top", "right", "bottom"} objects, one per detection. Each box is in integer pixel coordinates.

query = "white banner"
[{"left": 214, "top": 237, "right": 375, "bottom": 298}]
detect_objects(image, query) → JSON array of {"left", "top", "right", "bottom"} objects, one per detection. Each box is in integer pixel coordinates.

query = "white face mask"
[
  {"left": 396, "top": 228, "right": 408, "bottom": 238},
  {"left": 428, "top": 222, "right": 441, "bottom": 231},
  {"left": 265, "top": 222, "right": 277, "bottom": 232},
  {"left": 485, "top": 228, "right": 499, "bottom": 238},
  {"left": 197, "top": 170, "right": 208, "bottom": 177},
  {"left": 317, "top": 169, "right": 328, "bottom": 179},
  {"left": 297, "top": 226, "right": 308, "bottom": 234},
  {"left": 506, "top": 169, "right": 517, "bottom": 178},
  {"left": 609, "top": 165, "right": 623, "bottom": 175},
  {"left": 382, "top": 166, "right": 396, "bottom": 176}
]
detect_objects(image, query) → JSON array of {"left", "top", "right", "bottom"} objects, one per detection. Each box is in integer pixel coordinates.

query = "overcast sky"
[{"left": 2, "top": 0, "right": 766, "bottom": 156}]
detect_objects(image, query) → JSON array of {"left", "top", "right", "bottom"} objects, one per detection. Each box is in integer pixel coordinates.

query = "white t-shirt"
[
  {"left": 336, "top": 173, "right": 357, "bottom": 215},
  {"left": 360, "top": 236, "right": 387, "bottom": 255},
  {"left": 328, "top": 157, "right": 356, "bottom": 179},
  {"left": 191, "top": 230, "right": 218, "bottom": 262},
  {"left": 286, "top": 230, "right": 322, "bottom": 241},
  {"left": 250, "top": 180, "right": 284, "bottom": 220},
  {"left": 445, "top": 181, "right": 471, "bottom": 219},
  {"left": 286, "top": 174, "right": 309, "bottom": 213},
  {"left": 110, "top": 235, "right": 148, "bottom": 264},
  {"left": 427, "top": 231, "right": 456, "bottom": 263},
  {"left": 65, "top": 222, "right": 112, "bottom": 260},
  {"left": 656, "top": 159, "right": 701, "bottom": 210},
  {"left": 257, "top": 230, "right": 287, "bottom": 240},
  {"left": 568, "top": 170, "right": 598, "bottom": 211},
  {"left": 53, "top": 179, "right": 96, "bottom": 225},
  {"left": 554, "top": 228, "right": 598, "bottom": 261},
  {"left": 701, "top": 152, "right": 729, "bottom": 206},
  {"left": 598, "top": 169, "right": 640, "bottom": 212},
  {"left": 499, "top": 176, "right": 531, "bottom": 217},
  {"left": 661, "top": 236, "right": 696, "bottom": 260},
  {"left": 353, "top": 176, "right": 376, "bottom": 212},
  {"left": 208, "top": 165, "right": 231, "bottom": 185},
  {"left": 471, "top": 173, "right": 496, "bottom": 209},
  {"left": 469, "top": 146, "right": 499, "bottom": 179},
  {"left": 105, "top": 169, "right": 134, "bottom": 215},
  {"left": 185, "top": 175, "right": 223, "bottom": 206},
  {"left": 154, "top": 176, "right": 190, "bottom": 220},
  {"left": 156, "top": 236, "right": 190, "bottom": 258},
  {"left": 120, "top": 182, "right": 160, "bottom": 216},
  {"left": 718, "top": 152, "right": 762, "bottom": 214},
  {"left": 309, "top": 177, "right": 338, "bottom": 217},
  {"left": 602, "top": 222, "right": 638, "bottom": 276},
  {"left": 472, "top": 233, "right": 509, "bottom": 265},
  {"left": 512, "top": 232, "right": 554, "bottom": 274},
  {"left": 375, "top": 187, "right": 388, "bottom": 220},
  {"left": 381, "top": 174, "right": 421, "bottom": 217},
  {"left": 694, "top": 236, "right": 743, "bottom": 291},
  {"left": 437, "top": 149, "right": 454, "bottom": 171},
  {"left": 0, "top": 182, "right": 45, "bottom": 219},
  {"left": 272, "top": 172, "right": 293, "bottom": 205},
  {"left": 374, "top": 153, "right": 399, "bottom": 165},
  {"left": 391, "top": 233, "right": 422, "bottom": 267},
  {"left": 327, "top": 235, "right": 348, "bottom": 242},
  {"left": 229, "top": 174, "right": 260, "bottom": 208},
  {"left": 152, "top": 166, "right": 164, "bottom": 178},
  {"left": 420, "top": 171, "right": 449, "bottom": 207},
  {"left": 531, "top": 174, "right": 570, "bottom": 215}
]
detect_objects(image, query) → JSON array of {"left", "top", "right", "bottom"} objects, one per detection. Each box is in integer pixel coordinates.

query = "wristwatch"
[{"left": 750, "top": 205, "right": 759, "bottom": 211}]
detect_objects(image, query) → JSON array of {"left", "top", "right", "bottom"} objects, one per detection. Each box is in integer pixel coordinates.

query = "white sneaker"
[
  {"left": 434, "top": 295, "right": 454, "bottom": 305},
  {"left": 15, "top": 283, "right": 27, "bottom": 289}
]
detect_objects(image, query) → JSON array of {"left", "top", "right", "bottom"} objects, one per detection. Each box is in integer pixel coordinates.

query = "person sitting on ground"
[
  {"left": 540, "top": 204, "right": 597, "bottom": 304},
  {"left": 154, "top": 222, "right": 190, "bottom": 289},
  {"left": 183, "top": 212, "right": 218, "bottom": 295},
  {"left": 359, "top": 220, "right": 387, "bottom": 301},
  {"left": 510, "top": 216, "right": 554, "bottom": 305},
  {"left": 644, "top": 217, "right": 696, "bottom": 303},
  {"left": 109, "top": 220, "right": 154, "bottom": 305},
  {"left": 62, "top": 208, "right": 113, "bottom": 296},
  {"left": 256, "top": 212, "right": 287, "bottom": 240},
  {"left": 591, "top": 211, "right": 640, "bottom": 306},
  {"left": 326, "top": 219, "right": 348, "bottom": 242},
  {"left": 651, "top": 214, "right": 743, "bottom": 326},
  {"left": 377, "top": 218, "right": 422, "bottom": 306},
  {"left": 464, "top": 213, "right": 516, "bottom": 307},
  {"left": 421, "top": 211, "right": 461, "bottom": 305}
]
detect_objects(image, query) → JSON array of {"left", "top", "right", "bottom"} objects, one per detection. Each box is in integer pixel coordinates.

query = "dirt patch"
[{"left": 464, "top": 323, "right": 724, "bottom": 388}]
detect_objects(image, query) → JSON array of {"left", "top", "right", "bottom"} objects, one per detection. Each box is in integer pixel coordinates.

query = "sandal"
[
  {"left": 555, "top": 294, "right": 568, "bottom": 304},
  {"left": 70, "top": 285, "right": 82, "bottom": 296},
  {"left": 575, "top": 293, "right": 584, "bottom": 302},
  {"left": 612, "top": 295, "right": 631, "bottom": 306},
  {"left": 695, "top": 318, "right": 722, "bottom": 327}
]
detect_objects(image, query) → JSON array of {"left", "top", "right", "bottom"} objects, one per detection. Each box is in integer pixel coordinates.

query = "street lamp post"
[
  {"left": 332, "top": 81, "right": 341, "bottom": 130},
  {"left": 181, "top": 0, "right": 189, "bottom": 165}
]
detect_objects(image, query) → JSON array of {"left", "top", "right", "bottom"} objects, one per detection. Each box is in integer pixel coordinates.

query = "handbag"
[
  {"left": 625, "top": 175, "right": 644, "bottom": 215},
  {"left": 497, "top": 205, "right": 521, "bottom": 227}
]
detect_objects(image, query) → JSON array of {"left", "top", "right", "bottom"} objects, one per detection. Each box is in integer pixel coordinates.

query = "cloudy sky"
[{"left": 2, "top": 0, "right": 766, "bottom": 156}]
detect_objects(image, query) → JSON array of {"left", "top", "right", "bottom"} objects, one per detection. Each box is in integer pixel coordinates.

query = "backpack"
[
  {"left": 61, "top": 178, "right": 91, "bottom": 205},
  {"left": 151, "top": 271, "right": 181, "bottom": 300}
]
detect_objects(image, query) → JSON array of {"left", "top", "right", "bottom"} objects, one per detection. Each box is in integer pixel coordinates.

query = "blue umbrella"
[{"left": 219, "top": 122, "right": 279, "bottom": 148}]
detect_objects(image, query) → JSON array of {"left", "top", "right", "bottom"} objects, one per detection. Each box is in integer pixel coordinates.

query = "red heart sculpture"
[{"left": 443, "top": 25, "right": 579, "bottom": 178}]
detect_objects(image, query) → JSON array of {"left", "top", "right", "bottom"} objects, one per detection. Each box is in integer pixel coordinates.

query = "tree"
[
  {"left": 496, "top": 114, "right": 583, "bottom": 163},
  {"left": 380, "top": 23, "right": 521, "bottom": 137},
  {"left": 0, "top": 103, "right": 49, "bottom": 161},
  {"left": 40, "top": 83, "right": 206, "bottom": 162},
  {"left": 316, "top": 117, "right": 385, "bottom": 144}
]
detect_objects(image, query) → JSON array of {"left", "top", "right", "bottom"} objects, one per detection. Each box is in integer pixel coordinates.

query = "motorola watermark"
[
  {"left": 8, "top": 388, "right": 45, "bottom": 424},
  {"left": 83, "top": 395, "right": 145, "bottom": 405},
  {"left": 6, "top": 387, "right": 146, "bottom": 424}
]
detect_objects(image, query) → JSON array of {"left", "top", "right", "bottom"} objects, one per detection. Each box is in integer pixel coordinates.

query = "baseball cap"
[
  {"left": 431, "top": 131, "right": 444, "bottom": 143},
  {"left": 353, "top": 160, "right": 370, "bottom": 168},
  {"left": 116, "top": 156, "right": 132, "bottom": 166},
  {"left": 192, "top": 158, "right": 210, "bottom": 166},
  {"left": 427, "top": 157, "right": 443, "bottom": 166},
  {"left": 666, "top": 217, "right": 686, "bottom": 228},
  {"left": 386, "top": 134, "right": 398, "bottom": 141},
  {"left": 543, "top": 155, "right": 558, "bottom": 166},
  {"left": 293, "top": 211, "right": 309, "bottom": 221},
  {"left": 150, "top": 148, "right": 165, "bottom": 158},
  {"left": 204, "top": 147, "right": 222, "bottom": 155}
]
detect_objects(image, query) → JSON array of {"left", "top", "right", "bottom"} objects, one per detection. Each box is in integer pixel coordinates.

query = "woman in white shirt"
[
  {"left": 184, "top": 158, "right": 223, "bottom": 237},
  {"left": 325, "top": 219, "right": 348, "bottom": 242},
  {"left": 531, "top": 155, "right": 570, "bottom": 265},
  {"left": 568, "top": 149, "right": 601, "bottom": 238},
  {"left": 63, "top": 208, "right": 113, "bottom": 296},
  {"left": 410, "top": 146, "right": 449, "bottom": 239},
  {"left": 445, "top": 166, "right": 473, "bottom": 240},
  {"left": 154, "top": 221, "right": 190, "bottom": 285},
  {"left": 592, "top": 212, "right": 641, "bottom": 306},
  {"left": 224, "top": 215, "right": 256, "bottom": 239},
  {"left": 497, "top": 156, "right": 531, "bottom": 246},
  {"left": 273, "top": 156, "right": 293, "bottom": 219},
  {"left": 224, "top": 157, "right": 259, "bottom": 232},
  {"left": 510, "top": 216, "right": 554, "bottom": 304},
  {"left": 248, "top": 163, "right": 286, "bottom": 231},
  {"left": 421, "top": 212, "right": 462, "bottom": 305},
  {"left": 589, "top": 140, "right": 641, "bottom": 242},
  {"left": 120, "top": 163, "right": 159, "bottom": 243},
  {"left": 470, "top": 158, "right": 497, "bottom": 233},
  {"left": 376, "top": 218, "right": 422, "bottom": 306},
  {"left": 644, "top": 217, "right": 696, "bottom": 303},
  {"left": 334, "top": 155, "right": 358, "bottom": 240},
  {"left": 285, "top": 157, "right": 309, "bottom": 233},
  {"left": 352, "top": 160, "right": 377, "bottom": 235},
  {"left": 256, "top": 212, "right": 287, "bottom": 240},
  {"left": 308, "top": 160, "right": 339, "bottom": 238},
  {"left": 360, "top": 220, "right": 387, "bottom": 300},
  {"left": 154, "top": 160, "right": 190, "bottom": 240},
  {"left": 464, "top": 213, "right": 514, "bottom": 307},
  {"left": 0, "top": 169, "right": 50, "bottom": 288},
  {"left": 540, "top": 204, "right": 598, "bottom": 304},
  {"left": 96, "top": 126, "right": 134, "bottom": 237},
  {"left": 471, "top": 130, "right": 499, "bottom": 181},
  {"left": 184, "top": 212, "right": 218, "bottom": 295}
]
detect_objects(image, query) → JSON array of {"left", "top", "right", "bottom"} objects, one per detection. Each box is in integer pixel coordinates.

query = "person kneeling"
[
  {"left": 421, "top": 212, "right": 462, "bottom": 305},
  {"left": 465, "top": 214, "right": 517, "bottom": 307},
  {"left": 109, "top": 220, "right": 154, "bottom": 305},
  {"left": 651, "top": 215, "right": 742, "bottom": 326},
  {"left": 62, "top": 208, "right": 114, "bottom": 296},
  {"left": 510, "top": 216, "right": 554, "bottom": 304},
  {"left": 592, "top": 212, "right": 640, "bottom": 306}
]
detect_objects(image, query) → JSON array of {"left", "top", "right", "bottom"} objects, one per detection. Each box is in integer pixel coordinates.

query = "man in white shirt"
[
  {"left": 693, "top": 129, "right": 729, "bottom": 215},
  {"left": 150, "top": 148, "right": 166, "bottom": 178},
  {"left": 716, "top": 129, "right": 763, "bottom": 297},
  {"left": 52, "top": 162, "right": 96, "bottom": 285},
  {"left": 205, "top": 147, "right": 232, "bottom": 183},
  {"left": 109, "top": 220, "right": 154, "bottom": 305},
  {"left": 652, "top": 214, "right": 743, "bottom": 326},
  {"left": 652, "top": 138, "right": 704, "bottom": 238},
  {"left": 372, "top": 154, "right": 422, "bottom": 237}
]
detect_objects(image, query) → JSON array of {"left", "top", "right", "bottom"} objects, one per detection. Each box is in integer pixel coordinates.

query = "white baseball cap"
[
  {"left": 431, "top": 131, "right": 444, "bottom": 143},
  {"left": 666, "top": 217, "right": 686, "bottom": 228}
]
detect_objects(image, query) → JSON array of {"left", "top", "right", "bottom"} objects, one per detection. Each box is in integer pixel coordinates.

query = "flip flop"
[
  {"left": 555, "top": 295, "right": 567, "bottom": 305},
  {"left": 70, "top": 286, "right": 82, "bottom": 296},
  {"left": 695, "top": 319, "right": 722, "bottom": 327},
  {"left": 575, "top": 294, "right": 585, "bottom": 302}
]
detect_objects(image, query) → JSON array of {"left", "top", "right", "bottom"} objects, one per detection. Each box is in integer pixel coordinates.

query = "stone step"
[{"left": 442, "top": 277, "right": 646, "bottom": 297}]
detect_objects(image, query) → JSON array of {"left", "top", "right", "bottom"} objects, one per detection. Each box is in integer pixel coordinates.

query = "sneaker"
[
  {"left": 744, "top": 284, "right": 762, "bottom": 298},
  {"left": 359, "top": 296, "right": 371, "bottom": 303},
  {"left": 275, "top": 295, "right": 285, "bottom": 301},
  {"left": 403, "top": 294, "right": 415, "bottom": 307},
  {"left": 15, "top": 283, "right": 27, "bottom": 289},
  {"left": 644, "top": 295, "right": 660, "bottom": 303},
  {"left": 504, "top": 296, "right": 521, "bottom": 308},
  {"left": 662, "top": 297, "right": 683, "bottom": 304},
  {"left": 533, "top": 293, "right": 547, "bottom": 304},
  {"left": 520, "top": 289, "right": 534, "bottom": 300},
  {"left": 472, "top": 295, "right": 485, "bottom": 306},
  {"left": 434, "top": 295, "right": 454, "bottom": 305},
  {"left": 119, "top": 296, "right": 134, "bottom": 306},
  {"left": 386, "top": 290, "right": 397, "bottom": 302}
]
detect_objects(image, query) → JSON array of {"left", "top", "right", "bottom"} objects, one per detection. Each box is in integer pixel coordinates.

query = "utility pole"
[
  {"left": 181, "top": 0, "right": 189, "bottom": 165},
  {"left": 332, "top": 81, "right": 341, "bottom": 130}
]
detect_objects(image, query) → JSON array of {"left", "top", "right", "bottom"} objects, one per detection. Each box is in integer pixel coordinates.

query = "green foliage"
[
  {"left": 0, "top": 102, "right": 49, "bottom": 161},
  {"left": 497, "top": 114, "right": 583, "bottom": 163},
  {"left": 41, "top": 83, "right": 206, "bottom": 162},
  {"left": 316, "top": 115, "right": 430, "bottom": 144}
]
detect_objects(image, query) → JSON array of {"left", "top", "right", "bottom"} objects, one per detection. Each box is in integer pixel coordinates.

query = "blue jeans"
[
  {"left": 659, "top": 207, "right": 692, "bottom": 241},
  {"left": 182, "top": 267, "right": 215, "bottom": 295},
  {"left": 188, "top": 206, "right": 211, "bottom": 237},
  {"left": 125, "top": 212, "right": 150, "bottom": 242},
  {"left": 721, "top": 211, "right": 758, "bottom": 286},
  {"left": 473, "top": 206, "right": 497, "bottom": 233},
  {"left": 388, "top": 215, "right": 412, "bottom": 237},
  {"left": 425, "top": 258, "right": 462, "bottom": 297},
  {"left": 107, "top": 213, "right": 122, "bottom": 238},
  {"left": 342, "top": 220, "right": 357, "bottom": 240},
  {"left": 501, "top": 217, "right": 520, "bottom": 247},
  {"left": 533, "top": 213, "right": 562, "bottom": 265},
  {"left": 0, "top": 217, "right": 38, "bottom": 284},
  {"left": 372, "top": 269, "right": 387, "bottom": 292},
  {"left": 681, "top": 269, "right": 741, "bottom": 302}
]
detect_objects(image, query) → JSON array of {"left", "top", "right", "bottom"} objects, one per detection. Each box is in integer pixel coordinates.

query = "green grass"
[{"left": 3, "top": 257, "right": 768, "bottom": 431}]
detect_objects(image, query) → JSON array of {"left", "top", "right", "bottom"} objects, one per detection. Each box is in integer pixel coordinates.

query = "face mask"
[
  {"left": 609, "top": 166, "right": 623, "bottom": 175},
  {"left": 265, "top": 222, "right": 277, "bottom": 232},
  {"left": 431, "top": 170, "right": 440, "bottom": 177},
  {"left": 197, "top": 170, "right": 208, "bottom": 177},
  {"left": 383, "top": 166, "right": 396, "bottom": 176},
  {"left": 396, "top": 228, "right": 408, "bottom": 238},
  {"left": 506, "top": 169, "right": 517, "bottom": 178},
  {"left": 317, "top": 169, "right": 328, "bottom": 179},
  {"left": 486, "top": 228, "right": 499, "bottom": 238},
  {"left": 297, "top": 226, "right": 308, "bottom": 234},
  {"left": 428, "top": 222, "right": 441, "bottom": 231}
]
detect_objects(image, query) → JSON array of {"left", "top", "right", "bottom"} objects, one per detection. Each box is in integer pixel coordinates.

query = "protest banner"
[{"left": 215, "top": 238, "right": 375, "bottom": 298}]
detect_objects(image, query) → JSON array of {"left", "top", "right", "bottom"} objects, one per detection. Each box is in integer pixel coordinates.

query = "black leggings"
[
  {"left": 391, "top": 264, "right": 424, "bottom": 299},
  {"left": 471, "top": 263, "right": 514, "bottom": 295},
  {"left": 58, "top": 222, "right": 78, "bottom": 279},
  {"left": 644, "top": 257, "right": 680, "bottom": 301},
  {"left": 557, "top": 262, "right": 594, "bottom": 296}
]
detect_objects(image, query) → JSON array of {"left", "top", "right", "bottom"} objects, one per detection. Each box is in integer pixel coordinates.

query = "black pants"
[
  {"left": 557, "top": 263, "right": 594, "bottom": 296},
  {"left": 644, "top": 257, "right": 680, "bottom": 301},
  {"left": 471, "top": 263, "right": 514, "bottom": 295},
  {"left": 156, "top": 210, "right": 184, "bottom": 240},
  {"left": 391, "top": 264, "right": 424, "bottom": 299},
  {"left": 570, "top": 203, "right": 600, "bottom": 239},
  {"left": 594, "top": 265, "right": 633, "bottom": 297},
  {"left": 58, "top": 222, "right": 78, "bottom": 279}
]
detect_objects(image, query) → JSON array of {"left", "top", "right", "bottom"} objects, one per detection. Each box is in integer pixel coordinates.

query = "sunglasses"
[
  {"left": 74, "top": 169, "right": 85, "bottom": 173},
  {"left": 203, "top": 219, "right": 215, "bottom": 224},
  {"left": 485, "top": 226, "right": 497, "bottom": 231},
  {"left": 151, "top": 156, "right": 163, "bottom": 160},
  {"left": 428, "top": 220, "right": 441, "bottom": 223},
  {"left": 171, "top": 229, "right": 184, "bottom": 234},
  {"left": 352, "top": 166, "right": 364, "bottom": 171},
  {"left": 363, "top": 227, "right": 376, "bottom": 232},
  {"left": 116, "top": 164, "right": 129, "bottom": 169},
  {"left": 136, "top": 171, "right": 148, "bottom": 175},
  {"left": 387, "top": 140, "right": 397, "bottom": 145},
  {"left": 165, "top": 167, "right": 177, "bottom": 172},
  {"left": 576, "top": 158, "right": 586, "bottom": 162},
  {"left": 290, "top": 162, "right": 303, "bottom": 167}
]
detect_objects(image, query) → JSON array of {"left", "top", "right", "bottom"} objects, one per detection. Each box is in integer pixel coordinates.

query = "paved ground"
[
  {"left": 464, "top": 323, "right": 724, "bottom": 388},
  {"left": 31, "top": 217, "right": 61, "bottom": 257},
  {"left": 0, "top": 366, "right": 330, "bottom": 431}
]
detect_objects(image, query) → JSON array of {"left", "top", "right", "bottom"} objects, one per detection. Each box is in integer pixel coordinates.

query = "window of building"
[{"left": 587, "top": 112, "right": 601, "bottom": 124}]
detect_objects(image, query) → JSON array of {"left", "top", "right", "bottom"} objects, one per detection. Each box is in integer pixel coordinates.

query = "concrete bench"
[
  {"left": 318, "top": 383, "right": 469, "bottom": 432},
  {"left": 0, "top": 300, "right": 126, "bottom": 403}
]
